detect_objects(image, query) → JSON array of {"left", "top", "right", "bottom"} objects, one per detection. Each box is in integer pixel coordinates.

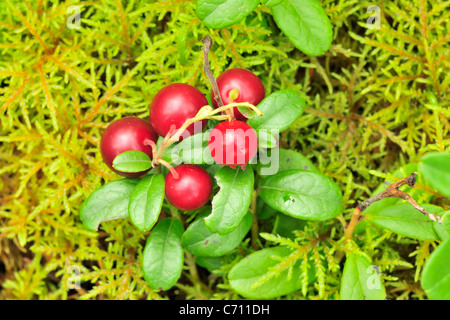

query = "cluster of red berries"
[{"left": 100, "top": 68, "right": 265, "bottom": 211}]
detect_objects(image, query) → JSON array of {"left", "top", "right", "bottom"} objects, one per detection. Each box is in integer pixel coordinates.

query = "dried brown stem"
[
  {"left": 344, "top": 172, "right": 443, "bottom": 241},
  {"left": 201, "top": 35, "right": 234, "bottom": 120}
]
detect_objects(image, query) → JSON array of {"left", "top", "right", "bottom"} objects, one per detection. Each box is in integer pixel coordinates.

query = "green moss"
[{"left": 0, "top": 0, "right": 448, "bottom": 300}]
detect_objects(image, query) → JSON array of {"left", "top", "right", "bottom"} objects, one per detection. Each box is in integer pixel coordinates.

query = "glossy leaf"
[
  {"left": 257, "top": 148, "right": 319, "bottom": 176},
  {"left": 421, "top": 238, "right": 450, "bottom": 300},
  {"left": 259, "top": 169, "right": 343, "bottom": 221},
  {"left": 366, "top": 203, "right": 444, "bottom": 241},
  {"left": 128, "top": 173, "right": 165, "bottom": 231},
  {"left": 340, "top": 253, "right": 386, "bottom": 300},
  {"left": 206, "top": 166, "right": 254, "bottom": 235},
  {"left": 142, "top": 218, "right": 184, "bottom": 291},
  {"left": 112, "top": 150, "right": 152, "bottom": 173},
  {"left": 271, "top": 0, "right": 333, "bottom": 56},
  {"left": 247, "top": 90, "right": 305, "bottom": 132},
  {"left": 182, "top": 211, "right": 252, "bottom": 257},
  {"left": 196, "top": 0, "right": 260, "bottom": 29},
  {"left": 80, "top": 178, "right": 138, "bottom": 231},
  {"left": 419, "top": 152, "right": 450, "bottom": 197},
  {"left": 229, "top": 246, "right": 315, "bottom": 299}
]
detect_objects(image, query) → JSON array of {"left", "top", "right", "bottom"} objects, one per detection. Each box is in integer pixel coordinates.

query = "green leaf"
[
  {"left": 419, "top": 152, "right": 450, "bottom": 197},
  {"left": 80, "top": 178, "right": 139, "bottom": 231},
  {"left": 366, "top": 203, "right": 444, "bottom": 241},
  {"left": 182, "top": 211, "right": 252, "bottom": 257},
  {"left": 177, "top": 132, "right": 214, "bottom": 165},
  {"left": 196, "top": 0, "right": 260, "bottom": 29},
  {"left": 261, "top": 0, "right": 284, "bottom": 7},
  {"left": 256, "top": 148, "right": 319, "bottom": 176},
  {"left": 142, "top": 218, "right": 184, "bottom": 291},
  {"left": 259, "top": 169, "right": 343, "bottom": 221},
  {"left": 421, "top": 238, "right": 450, "bottom": 300},
  {"left": 433, "top": 211, "right": 450, "bottom": 241},
  {"left": 206, "top": 166, "right": 254, "bottom": 235},
  {"left": 273, "top": 213, "right": 307, "bottom": 239},
  {"left": 228, "top": 246, "right": 314, "bottom": 299},
  {"left": 271, "top": 0, "right": 333, "bottom": 56},
  {"left": 128, "top": 173, "right": 165, "bottom": 231},
  {"left": 340, "top": 253, "right": 386, "bottom": 300},
  {"left": 247, "top": 90, "right": 305, "bottom": 132},
  {"left": 112, "top": 150, "right": 152, "bottom": 173}
]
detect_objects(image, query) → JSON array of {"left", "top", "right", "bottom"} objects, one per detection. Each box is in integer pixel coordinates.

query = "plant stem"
[
  {"left": 344, "top": 172, "right": 443, "bottom": 241},
  {"left": 250, "top": 189, "right": 260, "bottom": 250},
  {"left": 201, "top": 35, "right": 234, "bottom": 120}
]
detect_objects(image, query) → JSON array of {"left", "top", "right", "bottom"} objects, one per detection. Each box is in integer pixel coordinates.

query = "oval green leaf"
[
  {"left": 205, "top": 166, "right": 254, "bottom": 235},
  {"left": 128, "top": 173, "right": 165, "bottom": 231},
  {"left": 182, "top": 211, "right": 252, "bottom": 257},
  {"left": 247, "top": 90, "right": 305, "bottom": 132},
  {"left": 340, "top": 253, "right": 386, "bottom": 300},
  {"left": 421, "top": 238, "right": 450, "bottom": 300},
  {"left": 229, "top": 246, "right": 315, "bottom": 299},
  {"left": 271, "top": 0, "right": 333, "bottom": 56},
  {"left": 256, "top": 148, "right": 319, "bottom": 176},
  {"left": 259, "top": 169, "right": 343, "bottom": 221},
  {"left": 79, "top": 178, "right": 139, "bottom": 231},
  {"left": 112, "top": 150, "right": 152, "bottom": 173},
  {"left": 142, "top": 218, "right": 184, "bottom": 291},
  {"left": 419, "top": 152, "right": 450, "bottom": 197},
  {"left": 196, "top": 0, "right": 260, "bottom": 29},
  {"left": 366, "top": 203, "right": 444, "bottom": 241}
]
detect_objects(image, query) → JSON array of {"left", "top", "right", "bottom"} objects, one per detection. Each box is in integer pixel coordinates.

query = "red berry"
[
  {"left": 100, "top": 117, "right": 158, "bottom": 177},
  {"left": 165, "top": 164, "right": 213, "bottom": 211},
  {"left": 149, "top": 83, "right": 209, "bottom": 139},
  {"left": 211, "top": 68, "right": 265, "bottom": 121},
  {"left": 208, "top": 120, "right": 258, "bottom": 170}
]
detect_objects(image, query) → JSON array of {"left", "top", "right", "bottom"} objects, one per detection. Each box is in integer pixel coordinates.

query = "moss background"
[{"left": 0, "top": 0, "right": 448, "bottom": 299}]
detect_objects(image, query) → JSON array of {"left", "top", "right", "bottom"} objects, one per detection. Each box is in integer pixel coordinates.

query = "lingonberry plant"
[{"left": 78, "top": 32, "right": 449, "bottom": 300}]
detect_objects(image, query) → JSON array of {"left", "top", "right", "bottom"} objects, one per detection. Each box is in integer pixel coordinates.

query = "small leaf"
[
  {"left": 112, "top": 150, "right": 152, "bottom": 173},
  {"left": 80, "top": 178, "right": 139, "bottom": 231},
  {"left": 247, "top": 90, "right": 305, "bottom": 132},
  {"left": 271, "top": 0, "right": 333, "bottom": 56},
  {"left": 196, "top": 0, "right": 260, "bottom": 29},
  {"left": 142, "top": 218, "right": 184, "bottom": 291},
  {"left": 228, "top": 246, "right": 315, "bottom": 299},
  {"left": 421, "top": 238, "right": 450, "bottom": 300},
  {"left": 206, "top": 166, "right": 254, "bottom": 235},
  {"left": 259, "top": 169, "right": 343, "bottom": 221},
  {"left": 366, "top": 203, "right": 444, "bottom": 241},
  {"left": 340, "top": 253, "right": 386, "bottom": 300},
  {"left": 419, "top": 152, "right": 450, "bottom": 197},
  {"left": 182, "top": 211, "right": 252, "bottom": 257},
  {"left": 128, "top": 173, "right": 165, "bottom": 231}
]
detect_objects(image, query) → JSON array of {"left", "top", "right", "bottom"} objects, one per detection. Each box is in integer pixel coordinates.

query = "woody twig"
[{"left": 344, "top": 172, "right": 443, "bottom": 241}]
